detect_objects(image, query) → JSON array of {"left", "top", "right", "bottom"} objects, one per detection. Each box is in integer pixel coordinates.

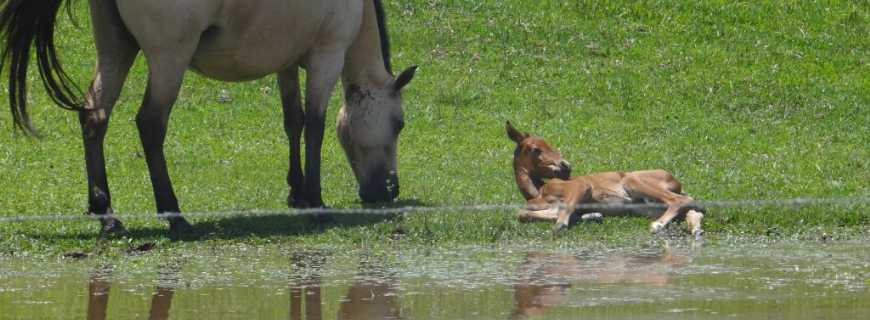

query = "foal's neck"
[
  {"left": 342, "top": 0, "right": 392, "bottom": 90},
  {"left": 514, "top": 151, "right": 545, "bottom": 200}
]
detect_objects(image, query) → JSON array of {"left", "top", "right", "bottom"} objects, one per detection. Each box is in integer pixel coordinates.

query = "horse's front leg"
[
  {"left": 301, "top": 50, "right": 346, "bottom": 209},
  {"left": 277, "top": 67, "right": 306, "bottom": 208},
  {"left": 80, "top": 0, "right": 138, "bottom": 235},
  {"left": 136, "top": 44, "right": 199, "bottom": 234}
]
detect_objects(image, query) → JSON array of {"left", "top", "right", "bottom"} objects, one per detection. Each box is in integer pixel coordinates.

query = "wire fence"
[{"left": 0, "top": 196, "right": 867, "bottom": 223}]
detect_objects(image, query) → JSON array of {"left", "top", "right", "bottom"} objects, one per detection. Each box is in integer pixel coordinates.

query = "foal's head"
[
  {"left": 337, "top": 66, "right": 417, "bottom": 203},
  {"left": 506, "top": 121, "right": 571, "bottom": 180}
]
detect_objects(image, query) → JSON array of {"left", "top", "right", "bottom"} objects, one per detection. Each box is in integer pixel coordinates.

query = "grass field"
[{"left": 1, "top": 0, "right": 867, "bottom": 256}]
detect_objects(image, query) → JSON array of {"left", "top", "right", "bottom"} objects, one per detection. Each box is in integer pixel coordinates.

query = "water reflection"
[
  {"left": 336, "top": 258, "right": 401, "bottom": 320},
  {"left": 289, "top": 250, "right": 325, "bottom": 320},
  {"left": 288, "top": 251, "right": 401, "bottom": 320},
  {"left": 510, "top": 242, "right": 694, "bottom": 319},
  {"left": 11, "top": 241, "right": 863, "bottom": 319},
  {"left": 86, "top": 263, "right": 180, "bottom": 320}
]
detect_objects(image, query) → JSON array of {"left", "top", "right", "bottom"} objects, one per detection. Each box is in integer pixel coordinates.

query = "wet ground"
[{"left": 1, "top": 239, "right": 868, "bottom": 319}]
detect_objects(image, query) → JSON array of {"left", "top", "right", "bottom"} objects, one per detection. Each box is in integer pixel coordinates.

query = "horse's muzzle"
[{"left": 359, "top": 168, "right": 399, "bottom": 203}]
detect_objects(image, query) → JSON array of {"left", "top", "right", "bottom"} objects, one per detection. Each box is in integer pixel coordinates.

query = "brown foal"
[{"left": 506, "top": 121, "right": 704, "bottom": 238}]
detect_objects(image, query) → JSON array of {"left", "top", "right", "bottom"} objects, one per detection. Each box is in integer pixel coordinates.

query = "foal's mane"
[{"left": 372, "top": 0, "right": 392, "bottom": 74}]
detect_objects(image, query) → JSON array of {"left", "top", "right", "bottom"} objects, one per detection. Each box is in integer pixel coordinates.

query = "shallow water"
[{"left": 1, "top": 239, "right": 868, "bottom": 319}]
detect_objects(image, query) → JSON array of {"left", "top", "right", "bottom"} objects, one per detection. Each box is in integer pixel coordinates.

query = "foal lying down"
[{"left": 506, "top": 121, "right": 704, "bottom": 238}]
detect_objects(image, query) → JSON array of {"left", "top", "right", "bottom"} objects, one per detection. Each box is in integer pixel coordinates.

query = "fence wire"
[{"left": 0, "top": 196, "right": 867, "bottom": 223}]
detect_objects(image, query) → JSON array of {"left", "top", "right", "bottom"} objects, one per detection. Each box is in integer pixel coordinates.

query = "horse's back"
[{"left": 117, "top": 0, "right": 363, "bottom": 81}]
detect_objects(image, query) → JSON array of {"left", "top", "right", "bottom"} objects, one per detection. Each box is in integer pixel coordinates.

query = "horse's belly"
[
  {"left": 187, "top": 0, "right": 349, "bottom": 82},
  {"left": 188, "top": 26, "right": 312, "bottom": 81},
  {"left": 189, "top": 45, "right": 300, "bottom": 82}
]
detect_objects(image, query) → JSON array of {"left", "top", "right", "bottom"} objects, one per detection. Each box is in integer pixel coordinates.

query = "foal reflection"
[
  {"left": 86, "top": 263, "right": 180, "bottom": 320},
  {"left": 510, "top": 243, "right": 693, "bottom": 319}
]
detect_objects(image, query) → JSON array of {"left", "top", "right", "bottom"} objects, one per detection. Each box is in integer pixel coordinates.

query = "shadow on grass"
[{"left": 25, "top": 198, "right": 432, "bottom": 242}]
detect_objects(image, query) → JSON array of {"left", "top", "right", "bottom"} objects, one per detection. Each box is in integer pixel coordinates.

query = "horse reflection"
[
  {"left": 510, "top": 244, "right": 694, "bottom": 319},
  {"left": 289, "top": 252, "right": 401, "bottom": 320},
  {"left": 86, "top": 264, "right": 180, "bottom": 320}
]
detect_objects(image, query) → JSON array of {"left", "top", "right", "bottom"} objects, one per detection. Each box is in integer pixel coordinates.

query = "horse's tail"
[{"left": 0, "top": 0, "right": 82, "bottom": 136}]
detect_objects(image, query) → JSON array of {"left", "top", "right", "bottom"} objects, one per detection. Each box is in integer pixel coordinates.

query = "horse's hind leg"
[
  {"left": 80, "top": 0, "right": 139, "bottom": 235},
  {"left": 277, "top": 67, "right": 307, "bottom": 208},
  {"left": 136, "top": 43, "right": 200, "bottom": 235}
]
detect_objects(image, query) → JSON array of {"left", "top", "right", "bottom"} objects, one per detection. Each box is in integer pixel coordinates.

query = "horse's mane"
[{"left": 372, "top": 0, "right": 392, "bottom": 75}]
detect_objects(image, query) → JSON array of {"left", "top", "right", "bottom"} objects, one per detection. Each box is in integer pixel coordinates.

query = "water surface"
[{"left": 1, "top": 239, "right": 867, "bottom": 319}]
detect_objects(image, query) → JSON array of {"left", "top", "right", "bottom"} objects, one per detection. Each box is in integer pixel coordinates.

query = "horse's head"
[
  {"left": 337, "top": 66, "right": 417, "bottom": 203},
  {"left": 506, "top": 121, "right": 571, "bottom": 180}
]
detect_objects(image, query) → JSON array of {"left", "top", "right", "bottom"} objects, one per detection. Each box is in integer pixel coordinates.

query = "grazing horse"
[
  {"left": 0, "top": 0, "right": 416, "bottom": 235},
  {"left": 506, "top": 121, "right": 704, "bottom": 237}
]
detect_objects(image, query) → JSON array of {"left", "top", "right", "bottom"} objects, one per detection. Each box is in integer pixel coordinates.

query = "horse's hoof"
[
  {"left": 692, "top": 229, "right": 705, "bottom": 241},
  {"left": 307, "top": 199, "right": 326, "bottom": 209},
  {"left": 99, "top": 218, "right": 127, "bottom": 238},
  {"left": 308, "top": 213, "right": 333, "bottom": 225},
  {"left": 650, "top": 222, "right": 665, "bottom": 234},
  {"left": 287, "top": 193, "right": 309, "bottom": 209},
  {"left": 168, "top": 217, "right": 193, "bottom": 236}
]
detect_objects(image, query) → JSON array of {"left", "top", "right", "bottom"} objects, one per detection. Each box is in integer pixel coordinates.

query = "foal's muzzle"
[
  {"left": 359, "top": 167, "right": 399, "bottom": 203},
  {"left": 554, "top": 160, "right": 572, "bottom": 179}
]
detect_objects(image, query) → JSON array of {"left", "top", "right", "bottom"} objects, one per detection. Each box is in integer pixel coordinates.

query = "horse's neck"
[
  {"left": 514, "top": 161, "right": 544, "bottom": 201},
  {"left": 343, "top": 0, "right": 391, "bottom": 88}
]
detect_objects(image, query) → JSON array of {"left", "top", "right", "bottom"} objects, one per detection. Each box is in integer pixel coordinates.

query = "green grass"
[{"left": 1, "top": 0, "right": 867, "bottom": 256}]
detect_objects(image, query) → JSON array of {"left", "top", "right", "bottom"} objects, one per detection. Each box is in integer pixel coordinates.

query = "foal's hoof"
[
  {"left": 650, "top": 222, "right": 666, "bottom": 234},
  {"left": 580, "top": 212, "right": 603, "bottom": 223},
  {"left": 552, "top": 222, "right": 569, "bottom": 235},
  {"left": 692, "top": 229, "right": 705, "bottom": 241}
]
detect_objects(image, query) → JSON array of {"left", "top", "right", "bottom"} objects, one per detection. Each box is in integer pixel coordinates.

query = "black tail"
[{"left": 0, "top": 0, "right": 82, "bottom": 136}]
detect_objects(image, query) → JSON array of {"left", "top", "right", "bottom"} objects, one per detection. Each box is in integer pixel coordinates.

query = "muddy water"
[{"left": 1, "top": 240, "right": 867, "bottom": 319}]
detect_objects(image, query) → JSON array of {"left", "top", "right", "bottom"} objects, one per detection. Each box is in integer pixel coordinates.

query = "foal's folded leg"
[
  {"left": 517, "top": 198, "right": 559, "bottom": 222},
  {"left": 517, "top": 206, "right": 559, "bottom": 222}
]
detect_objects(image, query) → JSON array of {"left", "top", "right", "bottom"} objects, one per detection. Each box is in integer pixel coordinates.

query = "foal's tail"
[{"left": 0, "top": 0, "right": 82, "bottom": 136}]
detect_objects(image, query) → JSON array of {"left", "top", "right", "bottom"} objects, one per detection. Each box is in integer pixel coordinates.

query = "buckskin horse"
[
  {"left": 0, "top": 0, "right": 417, "bottom": 235},
  {"left": 506, "top": 121, "right": 705, "bottom": 238}
]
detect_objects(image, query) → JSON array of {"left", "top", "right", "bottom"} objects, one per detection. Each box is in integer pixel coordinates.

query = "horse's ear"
[
  {"left": 506, "top": 121, "right": 527, "bottom": 143},
  {"left": 393, "top": 65, "right": 417, "bottom": 92}
]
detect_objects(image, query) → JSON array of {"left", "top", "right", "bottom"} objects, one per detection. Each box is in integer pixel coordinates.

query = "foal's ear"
[
  {"left": 393, "top": 65, "right": 417, "bottom": 92},
  {"left": 506, "top": 121, "right": 528, "bottom": 143}
]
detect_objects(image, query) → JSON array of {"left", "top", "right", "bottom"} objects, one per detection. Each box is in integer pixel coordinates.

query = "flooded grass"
[{"left": 2, "top": 239, "right": 867, "bottom": 319}]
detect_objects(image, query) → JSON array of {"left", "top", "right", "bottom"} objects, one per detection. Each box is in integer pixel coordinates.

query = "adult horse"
[{"left": 0, "top": 0, "right": 417, "bottom": 235}]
